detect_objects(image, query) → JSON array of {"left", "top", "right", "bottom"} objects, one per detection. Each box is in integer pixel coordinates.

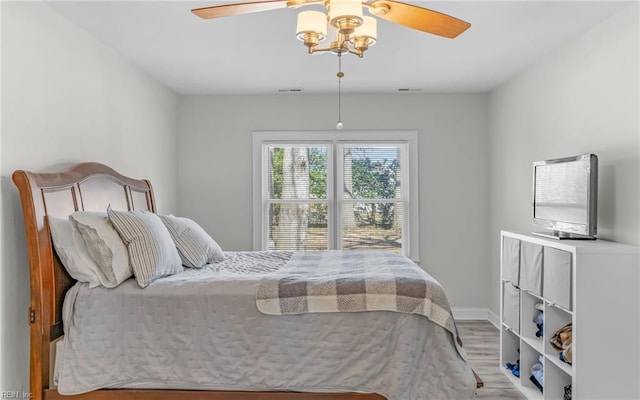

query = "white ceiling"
[{"left": 48, "top": 0, "right": 632, "bottom": 95}]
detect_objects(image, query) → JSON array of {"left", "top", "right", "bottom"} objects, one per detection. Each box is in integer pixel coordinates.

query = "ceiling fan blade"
[
  {"left": 367, "top": 0, "right": 470, "bottom": 38},
  {"left": 192, "top": 0, "right": 289, "bottom": 19}
]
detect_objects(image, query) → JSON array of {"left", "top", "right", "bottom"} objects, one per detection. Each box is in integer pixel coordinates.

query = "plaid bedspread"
[{"left": 256, "top": 250, "right": 466, "bottom": 359}]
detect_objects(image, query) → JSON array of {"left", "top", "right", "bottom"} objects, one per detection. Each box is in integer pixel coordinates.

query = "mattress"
[{"left": 56, "top": 251, "right": 476, "bottom": 399}]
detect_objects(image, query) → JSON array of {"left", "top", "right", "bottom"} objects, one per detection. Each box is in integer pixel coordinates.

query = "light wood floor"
[{"left": 457, "top": 320, "right": 527, "bottom": 399}]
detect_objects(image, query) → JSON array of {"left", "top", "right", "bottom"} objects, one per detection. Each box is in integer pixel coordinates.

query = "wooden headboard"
[{"left": 12, "top": 162, "right": 155, "bottom": 399}]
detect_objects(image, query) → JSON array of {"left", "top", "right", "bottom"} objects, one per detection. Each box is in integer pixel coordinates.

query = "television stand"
[
  {"left": 500, "top": 231, "right": 639, "bottom": 399},
  {"left": 531, "top": 231, "right": 597, "bottom": 240}
]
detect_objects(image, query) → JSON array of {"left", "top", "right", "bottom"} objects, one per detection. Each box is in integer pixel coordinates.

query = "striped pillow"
[
  {"left": 107, "top": 207, "right": 183, "bottom": 288},
  {"left": 159, "top": 215, "right": 225, "bottom": 268}
]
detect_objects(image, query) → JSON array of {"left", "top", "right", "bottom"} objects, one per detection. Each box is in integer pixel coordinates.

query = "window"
[
  {"left": 265, "top": 144, "right": 331, "bottom": 251},
  {"left": 253, "top": 131, "right": 419, "bottom": 261}
]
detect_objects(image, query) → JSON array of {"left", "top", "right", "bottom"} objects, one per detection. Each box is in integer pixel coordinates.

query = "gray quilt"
[
  {"left": 56, "top": 251, "right": 476, "bottom": 399},
  {"left": 256, "top": 250, "right": 466, "bottom": 360}
]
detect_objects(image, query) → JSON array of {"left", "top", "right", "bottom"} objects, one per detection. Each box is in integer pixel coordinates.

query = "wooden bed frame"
[{"left": 12, "top": 162, "right": 480, "bottom": 400}]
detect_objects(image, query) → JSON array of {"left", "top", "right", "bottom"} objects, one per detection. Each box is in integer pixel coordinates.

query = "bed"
[{"left": 12, "top": 162, "right": 481, "bottom": 400}]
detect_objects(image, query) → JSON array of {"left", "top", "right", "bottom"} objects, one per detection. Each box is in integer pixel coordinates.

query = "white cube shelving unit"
[{"left": 500, "top": 231, "right": 640, "bottom": 400}]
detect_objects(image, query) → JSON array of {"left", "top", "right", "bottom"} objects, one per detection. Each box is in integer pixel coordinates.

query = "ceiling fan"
[{"left": 192, "top": 0, "right": 471, "bottom": 58}]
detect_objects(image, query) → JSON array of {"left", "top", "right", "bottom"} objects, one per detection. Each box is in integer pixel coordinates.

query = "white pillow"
[
  {"left": 69, "top": 211, "right": 132, "bottom": 288},
  {"left": 159, "top": 214, "right": 225, "bottom": 268},
  {"left": 48, "top": 216, "right": 107, "bottom": 288},
  {"left": 107, "top": 207, "right": 183, "bottom": 288}
]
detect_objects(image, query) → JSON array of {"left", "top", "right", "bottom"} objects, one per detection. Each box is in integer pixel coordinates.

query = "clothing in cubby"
[
  {"left": 506, "top": 360, "right": 520, "bottom": 377},
  {"left": 564, "top": 384, "right": 572, "bottom": 400},
  {"left": 529, "top": 355, "right": 544, "bottom": 392},
  {"left": 550, "top": 323, "right": 573, "bottom": 364},
  {"left": 505, "top": 348, "right": 520, "bottom": 378},
  {"left": 534, "top": 303, "right": 544, "bottom": 338}
]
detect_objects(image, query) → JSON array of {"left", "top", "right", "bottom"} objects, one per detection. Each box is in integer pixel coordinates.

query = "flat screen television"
[{"left": 532, "top": 154, "right": 598, "bottom": 239}]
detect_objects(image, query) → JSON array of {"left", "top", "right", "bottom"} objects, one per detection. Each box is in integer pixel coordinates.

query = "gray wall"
[
  {"left": 488, "top": 3, "right": 640, "bottom": 313},
  {"left": 178, "top": 93, "right": 491, "bottom": 309},
  {"left": 0, "top": 2, "right": 178, "bottom": 392}
]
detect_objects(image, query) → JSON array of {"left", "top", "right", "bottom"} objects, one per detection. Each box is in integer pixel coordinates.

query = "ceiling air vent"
[
  {"left": 277, "top": 88, "right": 304, "bottom": 93},
  {"left": 398, "top": 88, "right": 423, "bottom": 92}
]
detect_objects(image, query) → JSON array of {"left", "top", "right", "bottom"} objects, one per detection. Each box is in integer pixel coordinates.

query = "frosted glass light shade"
[
  {"left": 351, "top": 16, "right": 377, "bottom": 45},
  {"left": 329, "top": 0, "right": 363, "bottom": 28},
  {"left": 296, "top": 11, "right": 327, "bottom": 41}
]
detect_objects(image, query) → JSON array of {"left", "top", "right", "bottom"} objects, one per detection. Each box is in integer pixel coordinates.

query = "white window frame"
[{"left": 252, "top": 131, "right": 420, "bottom": 262}]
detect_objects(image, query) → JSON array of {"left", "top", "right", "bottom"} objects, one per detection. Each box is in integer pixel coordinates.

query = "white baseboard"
[
  {"left": 487, "top": 310, "right": 500, "bottom": 328},
  {"left": 452, "top": 307, "right": 500, "bottom": 328}
]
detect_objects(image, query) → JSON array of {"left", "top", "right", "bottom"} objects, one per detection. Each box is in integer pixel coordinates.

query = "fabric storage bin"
[
  {"left": 520, "top": 241, "right": 543, "bottom": 296},
  {"left": 502, "top": 282, "right": 520, "bottom": 333},
  {"left": 502, "top": 237, "right": 520, "bottom": 284},
  {"left": 543, "top": 247, "right": 572, "bottom": 310}
]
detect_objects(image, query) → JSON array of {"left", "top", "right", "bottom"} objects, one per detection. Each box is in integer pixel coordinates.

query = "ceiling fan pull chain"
[{"left": 336, "top": 54, "right": 344, "bottom": 130}]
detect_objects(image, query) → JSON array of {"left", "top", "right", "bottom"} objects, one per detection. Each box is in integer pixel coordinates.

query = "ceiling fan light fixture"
[
  {"left": 350, "top": 15, "right": 377, "bottom": 50},
  {"left": 329, "top": 0, "right": 363, "bottom": 35},
  {"left": 296, "top": 10, "right": 328, "bottom": 41}
]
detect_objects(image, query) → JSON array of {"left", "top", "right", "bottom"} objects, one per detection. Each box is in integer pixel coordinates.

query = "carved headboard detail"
[{"left": 12, "top": 162, "right": 155, "bottom": 397}]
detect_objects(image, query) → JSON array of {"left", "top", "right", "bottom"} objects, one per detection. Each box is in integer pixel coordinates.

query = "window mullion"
[
  {"left": 261, "top": 144, "right": 270, "bottom": 251},
  {"left": 327, "top": 141, "right": 336, "bottom": 250},
  {"left": 341, "top": 199, "right": 400, "bottom": 204},
  {"left": 400, "top": 143, "right": 410, "bottom": 258},
  {"left": 334, "top": 141, "right": 343, "bottom": 250},
  {"left": 265, "top": 199, "right": 330, "bottom": 204}
]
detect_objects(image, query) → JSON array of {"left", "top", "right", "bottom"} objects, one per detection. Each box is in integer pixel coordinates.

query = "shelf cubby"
[
  {"left": 520, "top": 340, "right": 544, "bottom": 396},
  {"left": 520, "top": 290, "right": 544, "bottom": 352},
  {"left": 543, "top": 303, "right": 572, "bottom": 369},
  {"left": 501, "top": 326, "right": 520, "bottom": 380},
  {"left": 544, "top": 360, "right": 572, "bottom": 400}
]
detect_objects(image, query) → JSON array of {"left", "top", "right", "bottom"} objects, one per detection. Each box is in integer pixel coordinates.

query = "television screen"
[
  {"left": 534, "top": 162, "right": 589, "bottom": 224},
  {"left": 532, "top": 154, "right": 597, "bottom": 238}
]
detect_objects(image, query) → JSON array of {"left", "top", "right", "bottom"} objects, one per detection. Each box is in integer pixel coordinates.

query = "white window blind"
[
  {"left": 265, "top": 145, "right": 330, "bottom": 250},
  {"left": 338, "top": 144, "right": 405, "bottom": 253}
]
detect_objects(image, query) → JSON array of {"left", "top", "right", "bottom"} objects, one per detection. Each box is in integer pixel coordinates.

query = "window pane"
[
  {"left": 343, "top": 146, "right": 401, "bottom": 200},
  {"left": 269, "top": 203, "right": 328, "bottom": 250},
  {"left": 342, "top": 202, "right": 402, "bottom": 253},
  {"left": 268, "top": 146, "right": 327, "bottom": 200}
]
